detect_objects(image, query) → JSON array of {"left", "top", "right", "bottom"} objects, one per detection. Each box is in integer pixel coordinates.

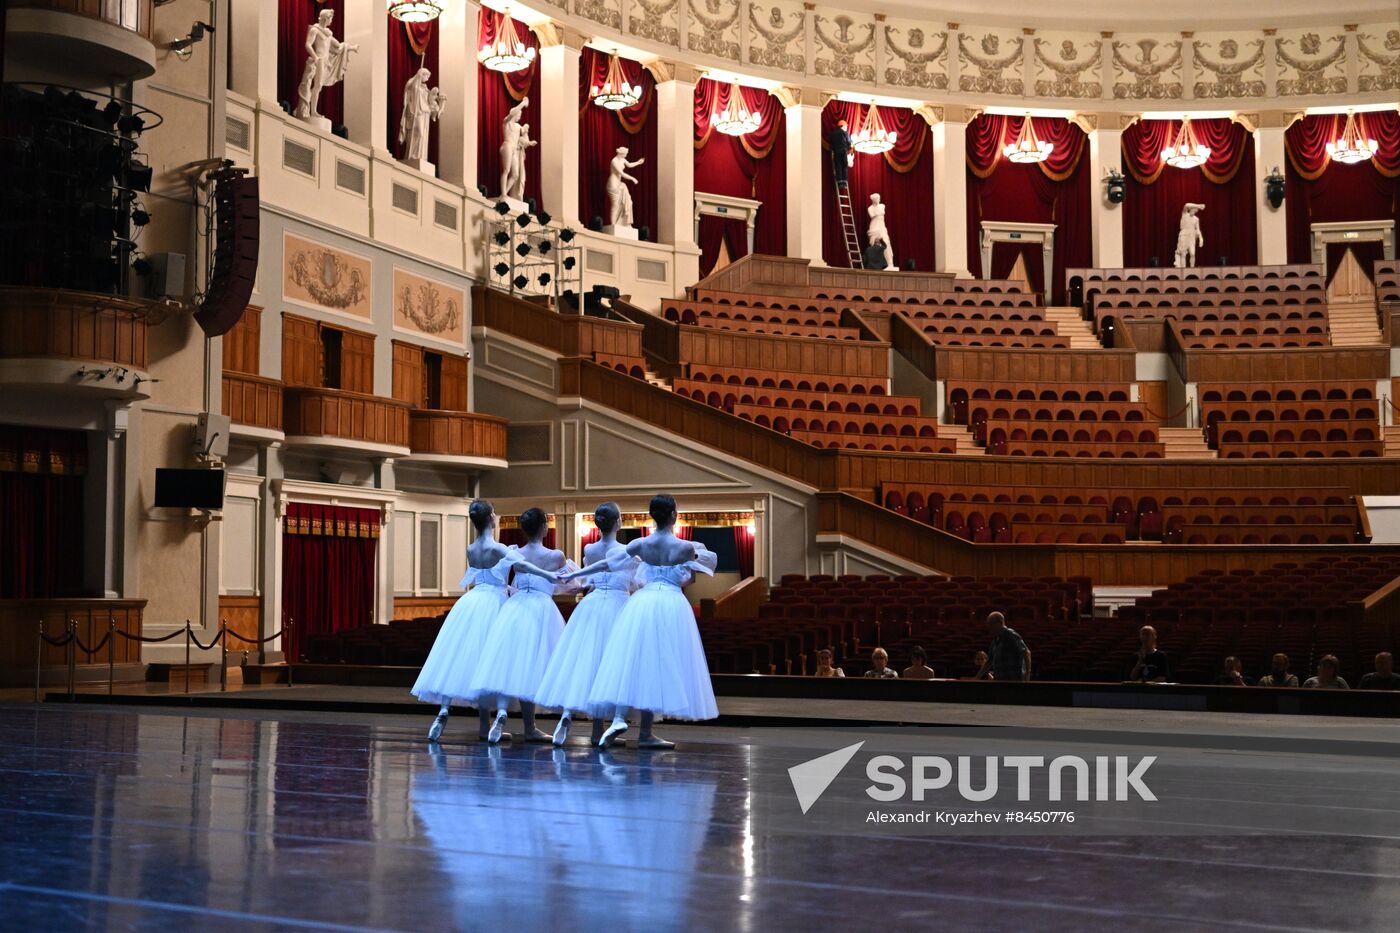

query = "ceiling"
[{"left": 838, "top": 0, "right": 1396, "bottom": 30}]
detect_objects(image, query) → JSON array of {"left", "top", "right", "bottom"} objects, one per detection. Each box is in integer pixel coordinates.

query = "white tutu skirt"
[
  {"left": 464, "top": 591, "right": 565, "bottom": 703},
  {"left": 533, "top": 588, "right": 630, "bottom": 715},
  {"left": 411, "top": 585, "right": 508, "bottom": 707},
  {"left": 586, "top": 583, "right": 718, "bottom": 721}
]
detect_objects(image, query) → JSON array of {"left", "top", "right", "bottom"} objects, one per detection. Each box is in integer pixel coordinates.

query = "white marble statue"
[
  {"left": 1173, "top": 202, "right": 1206, "bottom": 268},
  {"left": 607, "top": 147, "right": 645, "bottom": 228},
  {"left": 509, "top": 122, "right": 536, "bottom": 202},
  {"left": 398, "top": 67, "right": 447, "bottom": 165},
  {"left": 867, "top": 193, "right": 895, "bottom": 270},
  {"left": 499, "top": 98, "right": 533, "bottom": 201},
  {"left": 294, "top": 9, "right": 357, "bottom": 125}
]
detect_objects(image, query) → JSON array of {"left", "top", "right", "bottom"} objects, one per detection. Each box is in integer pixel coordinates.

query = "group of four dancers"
[{"left": 410, "top": 493, "right": 718, "bottom": 748}]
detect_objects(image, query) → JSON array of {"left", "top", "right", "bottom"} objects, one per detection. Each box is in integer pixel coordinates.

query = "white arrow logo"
[{"left": 787, "top": 741, "right": 865, "bottom": 814}]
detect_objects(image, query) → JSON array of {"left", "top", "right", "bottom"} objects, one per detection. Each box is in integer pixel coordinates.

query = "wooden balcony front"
[
  {"left": 0, "top": 286, "right": 152, "bottom": 396},
  {"left": 8, "top": 1, "right": 157, "bottom": 81},
  {"left": 409, "top": 409, "right": 509, "bottom": 467},
  {"left": 0, "top": 597, "right": 147, "bottom": 687},
  {"left": 284, "top": 387, "right": 412, "bottom": 456},
  {"left": 222, "top": 372, "right": 284, "bottom": 438}
]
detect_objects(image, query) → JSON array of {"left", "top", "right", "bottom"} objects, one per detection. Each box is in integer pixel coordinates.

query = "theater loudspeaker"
[
  {"left": 195, "top": 412, "right": 230, "bottom": 460},
  {"left": 145, "top": 252, "right": 186, "bottom": 300},
  {"left": 194, "top": 168, "right": 259, "bottom": 337}
]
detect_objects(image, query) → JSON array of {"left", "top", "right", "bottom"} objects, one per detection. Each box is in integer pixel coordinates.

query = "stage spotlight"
[
  {"left": 101, "top": 100, "right": 122, "bottom": 128},
  {"left": 125, "top": 163, "right": 153, "bottom": 192},
  {"left": 903, "top": 258, "right": 916, "bottom": 271},
  {"left": 638, "top": 226, "right": 649, "bottom": 242},
  {"left": 538, "top": 272, "right": 551, "bottom": 286},
  {"left": 527, "top": 197, "right": 538, "bottom": 213},
  {"left": 494, "top": 201, "right": 510, "bottom": 215},
  {"left": 493, "top": 230, "right": 509, "bottom": 245},
  {"left": 1265, "top": 167, "right": 1285, "bottom": 209},
  {"left": 588, "top": 215, "right": 603, "bottom": 232},
  {"left": 513, "top": 274, "right": 528, "bottom": 289},
  {"left": 131, "top": 208, "right": 150, "bottom": 227},
  {"left": 279, "top": 99, "right": 293, "bottom": 115},
  {"left": 332, "top": 125, "right": 349, "bottom": 139},
  {"left": 493, "top": 262, "right": 509, "bottom": 276},
  {"left": 515, "top": 242, "right": 531, "bottom": 257},
  {"left": 132, "top": 257, "right": 153, "bottom": 276},
  {"left": 559, "top": 228, "right": 576, "bottom": 243},
  {"left": 117, "top": 114, "right": 145, "bottom": 135},
  {"left": 536, "top": 210, "right": 552, "bottom": 225},
  {"left": 537, "top": 240, "right": 551, "bottom": 255},
  {"left": 477, "top": 184, "right": 489, "bottom": 197},
  {"left": 563, "top": 256, "right": 576, "bottom": 270},
  {"left": 1105, "top": 169, "right": 1126, "bottom": 205},
  {"left": 517, "top": 211, "right": 532, "bottom": 227}
]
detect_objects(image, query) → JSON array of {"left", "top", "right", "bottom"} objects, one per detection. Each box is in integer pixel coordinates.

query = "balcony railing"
[
  {"left": 8, "top": 1, "right": 157, "bottom": 80},
  {"left": 0, "top": 286, "right": 149, "bottom": 369},
  {"left": 222, "top": 372, "right": 284, "bottom": 435},
  {"left": 409, "top": 410, "right": 508, "bottom": 463},
  {"left": 284, "top": 387, "right": 411, "bottom": 452}
]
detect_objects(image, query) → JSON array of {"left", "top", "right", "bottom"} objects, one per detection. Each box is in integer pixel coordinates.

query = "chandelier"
[
  {"left": 387, "top": 0, "right": 446, "bottom": 24},
  {"left": 478, "top": 7, "right": 535, "bottom": 73},
  {"left": 590, "top": 50, "right": 642, "bottom": 110},
  {"left": 1002, "top": 114, "right": 1053, "bottom": 164},
  {"left": 712, "top": 81, "right": 762, "bottom": 137},
  {"left": 851, "top": 101, "right": 897, "bottom": 155},
  {"left": 1327, "top": 110, "right": 1378, "bottom": 165},
  {"left": 1162, "top": 117, "right": 1211, "bottom": 169}
]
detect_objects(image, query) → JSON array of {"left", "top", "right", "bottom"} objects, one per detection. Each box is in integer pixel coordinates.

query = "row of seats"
[
  {"left": 1073, "top": 264, "right": 1321, "bottom": 285},
  {"left": 684, "top": 365, "right": 889, "bottom": 396},
  {"left": 1198, "top": 381, "right": 1381, "bottom": 458},
  {"left": 674, "top": 380, "right": 922, "bottom": 415}
]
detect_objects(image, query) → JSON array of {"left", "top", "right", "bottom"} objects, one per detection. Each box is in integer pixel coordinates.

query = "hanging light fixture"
[
  {"left": 1326, "top": 110, "right": 1378, "bottom": 165},
  {"left": 712, "top": 80, "right": 762, "bottom": 137},
  {"left": 590, "top": 50, "right": 642, "bottom": 110},
  {"left": 1002, "top": 113, "right": 1053, "bottom": 164},
  {"left": 387, "top": 0, "right": 446, "bottom": 23},
  {"left": 478, "top": 6, "right": 536, "bottom": 73},
  {"left": 1161, "top": 117, "right": 1211, "bottom": 169},
  {"left": 850, "top": 101, "right": 898, "bottom": 155}
]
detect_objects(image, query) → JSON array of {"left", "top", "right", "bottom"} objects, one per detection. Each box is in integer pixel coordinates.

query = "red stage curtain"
[
  {"left": 578, "top": 48, "right": 657, "bottom": 235},
  {"left": 733, "top": 526, "right": 754, "bottom": 579},
  {"left": 281, "top": 503, "right": 379, "bottom": 662},
  {"left": 278, "top": 0, "right": 344, "bottom": 126},
  {"left": 581, "top": 528, "right": 601, "bottom": 547},
  {"left": 0, "top": 426, "right": 85, "bottom": 599},
  {"left": 498, "top": 528, "right": 557, "bottom": 549},
  {"left": 820, "top": 101, "right": 933, "bottom": 270},
  {"left": 675, "top": 524, "right": 693, "bottom": 541},
  {"left": 477, "top": 7, "right": 541, "bottom": 204},
  {"left": 1121, "top": 118, "right": 1256, "bottom": 267},
  {"left": 964, "top": 115, "right": 1090, "bottom": 303},
  {"left": 694, "top": 78, "right": 787, "bottom": 275},
  {"left": 1285, "top": 112, "right": 1400, "bottom": 269},
  {"left": 386, "top": 19, "right": 439, "bottom": 165}
]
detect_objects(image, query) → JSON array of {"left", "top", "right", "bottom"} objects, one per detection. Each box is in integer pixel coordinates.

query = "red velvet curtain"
[
  {"left": 0, "top": 426, "right": 85, "bottom": 599},
  {"left": 499, "top": 528, "right": 557, "bottom": 549},
  {"left": 386, "top": 19, "right": 439, "bottom": 165},
  {"left": 965, "top": 115, "right": 1090, "bottom": 303},
  {"left": 1122, "top": 118, "right": 1256, "bottom": 267},
  {"left": 477, "top": 7, "right": 541, "bottom": 204},
  {"left": 1285, "top": 112, "right": 1400, "bottom": 269},
  {"left": 281, "top": 503, "right": 379, "bottom": 662},
  {"left": 733, "top": 526, "right": 754, "bottom": 579},
  {"left": 581, "top": 528, "right": 601, "bottom": 546},
  {"left": 821, "top": 101, "right": 933, "bottom": 270},
  {"left": 578, "top": 48, "right": 657, "bottom": 235},
  {"left": 675, "top": 524, "right": 693, "bottom": 541},
  {"left": 278, "top": 0, "right": 345, "bottom": 125},
  {"left": 694, "top": 78, "right": 787, "bottom": 274}
]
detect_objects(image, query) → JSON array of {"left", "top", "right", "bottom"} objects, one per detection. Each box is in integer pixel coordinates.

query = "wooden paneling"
[
  {"left": 409, "top": 410, "right": 508, "bottom": 459},
  {"left": 339, "top": 329, "right": 375, "bottom": 393},
  {"left": 700, "top": 576, "right": 769, "bottom": 622},
  {"left": 693, "top": 254, "right": 957, "bottom": 297},
  {"left": 394, "top": 597, "right": 456, "bottom": 620},
  {"left": 218, "top": 595, "right": 260, "bottom": 654},
  {"left": 474, "top": 287, "right": 644, "bottom": 362},
  {"left": 222, "top": 305, "right": 262, "bottom": 375},
  {"left": 440, "top": 353, "right": 469, "bottom": 411},
  {"left": 281, "top": 313, "right": 321, "bottom": 387},
  {"left": 392, "top": 341, "right": 424, "bottom": 406},
  {"left": 0, "top": 287, "right": 148, "bottom": 369},
  {"left": 11, "top": 0, "right": 154, "bottom": 40},
  {"left": 284, "top": 388, "right": 410, "bottom": 447},
  {"left": 934, "top": 345, "right": 1137, "bottom": 384},
  {"left": 222, "top": 372, "right": 283, "bottom": 431},
  {"left": 1179, "top": 330, "right": 1389, "bottom": 384},
  {"left": 1138, "top": 381, "right": 1170, "bottom": 420},
  {"left": 0, "top": 598, "right": 145, "bottom": 686},
  {"left": 676, "top": 327, "right": 889, "bottom": 378}
]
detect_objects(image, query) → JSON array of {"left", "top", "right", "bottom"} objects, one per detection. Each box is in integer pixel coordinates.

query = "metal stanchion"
[
  {"left": 107, "top": 615, "right": 116, "bottom": 697},
  {"left": 286, "top": 619, "right": 294, "bottom": 688},
  {"left": 34, "top": 619, "right": 43, "bottom": 704},
  {"left": 184, "top": 619, "right": 191, "bottom": 694},
  {"left": 66, "top": 618, "right": 76, "bottom": 699},
  {"left": 220, "top": 619, "right": 228, "bottom": 692}
]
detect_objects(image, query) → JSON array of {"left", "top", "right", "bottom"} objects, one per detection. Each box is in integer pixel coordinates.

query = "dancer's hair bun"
[
  {"left": 519, "top": 507, "right": 549, "bottom": 539},
  {"left": 468, "top": 499, "right": 494, "bottom": 533},
  {"left": 594, "top": 501, "right": 621, "bottom": 534},
  {"left": 648, "top": 494, "right": 677, "bottom": 527}
]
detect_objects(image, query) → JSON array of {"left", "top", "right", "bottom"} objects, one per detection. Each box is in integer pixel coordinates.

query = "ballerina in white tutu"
[
  {"left": 534, "top": 502, "right": 640, "bottom": 747},
  {"left": 566, "top": 494, "right": 718, "bottom": 749},
  {"left": 465, "top": 507, "right": 575, "bottom": 744},
  {"left": 412, "top": 500, "right": 560, "bottom": 743}
]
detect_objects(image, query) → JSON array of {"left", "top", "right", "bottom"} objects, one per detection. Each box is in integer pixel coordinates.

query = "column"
[
  {"left": 655, "top": 62, "right": 701, "bottom": 288},
  {"left": 536, "top": 26, "right": 585, "bottom": 222},
  {"left": 437, "top": 0, "right": 480, "bottom": 188},
  {"left": 783, "top": 91, "right": 824, "bottom": 266},
  {"left": 258, "top": 445, "right": 285, "bottom": 659},
  {"left": 343, "top": 1, "right": 390, "bottom": 150},
  {"left": 1088, "top": 116, "right": 1125, "bottom": 268},
  {"left": 1255, "top": 115, "right": 1289, "bottom": 266},
  {"left": 931, "top": 105, "right": 971, "bottom": 278},
  {"left": 228, "top": 0, "right": 277, "bottom": 105}
]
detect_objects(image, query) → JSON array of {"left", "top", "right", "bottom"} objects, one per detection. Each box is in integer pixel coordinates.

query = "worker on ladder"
[{"left": 827, "top": 118, "right": 853, "bottom": 183}]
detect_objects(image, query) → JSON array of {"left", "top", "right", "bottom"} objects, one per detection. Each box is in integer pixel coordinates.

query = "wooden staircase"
[
  {"left": 1327, "top": 248, "right": 1384, "bottom": 346},
  {"left": 1043, "top": 306, "right": 1102, "bottom": 348},
  {"left": 1385, "top": 426, "right": 1400, "bottom": 457},
  {"left": 1159, "top": 426, "right": 1217, "bottom": 459},
  {"left": 641, "top": 362, "right": 672, "bottom": 391},
  {"left": 937, "top": 422, "right": 981, "bottom": 455}
]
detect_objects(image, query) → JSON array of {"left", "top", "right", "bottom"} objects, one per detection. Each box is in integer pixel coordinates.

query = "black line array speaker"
[{"left": 194, "top": 168, "right": 259, "bottom": 337}]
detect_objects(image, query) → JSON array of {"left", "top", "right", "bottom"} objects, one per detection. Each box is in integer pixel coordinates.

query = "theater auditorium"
[{"left": 2, "top": 0, "right": 1400, "bottom": 929}]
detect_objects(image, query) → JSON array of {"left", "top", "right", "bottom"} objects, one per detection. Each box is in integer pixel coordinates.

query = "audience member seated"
[
  {"left": 814, "top": 647, "right": 845, "bottom": 678},
  {"left": 902, "top": 646, "right": 935, "bottom": 680},
  {"left": 977, "top": 611, "right": 1031, "bottom": 682},
  {"left": 1256, "top": 653, "right": 1299, "bottom": 688},
  {"left": 971, "top": 650, "right": 989, "bottom": 679},
  {"left": 1358, "top": 652, "right": 1400, "bottom": 691},
  {"left": 1213, "top": 656, "right": 1253, "bottom": 686},
  {"left": 1303, "top": 654, "right": 1349, "bottom": 689},
  {"left": 1128, "top": 625, "right": 1171, "bottom": 683},
  {"left": 864, "top": 647, "right": 898, "bottom": 679}
]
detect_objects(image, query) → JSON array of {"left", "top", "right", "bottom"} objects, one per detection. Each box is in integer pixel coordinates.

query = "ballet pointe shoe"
[
  {"left": 552, "top": 715, "right": 571, "bottom": 747},
  {"left": 636, "top": 733, "right": 675, "bottom": 750},
  {"left": 598, "top": 717, "right": 628, "bottom": 748},
  {"left": 428, "top": 708, "right": 449, "bottom": 743},
  {"left": 487, "top": 709, "right": 509, "bottom": 744}
]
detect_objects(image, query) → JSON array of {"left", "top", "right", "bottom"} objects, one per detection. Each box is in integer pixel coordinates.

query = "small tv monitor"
[{"left": 154, "top": 468, "right": 226, "bottom": 509}]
